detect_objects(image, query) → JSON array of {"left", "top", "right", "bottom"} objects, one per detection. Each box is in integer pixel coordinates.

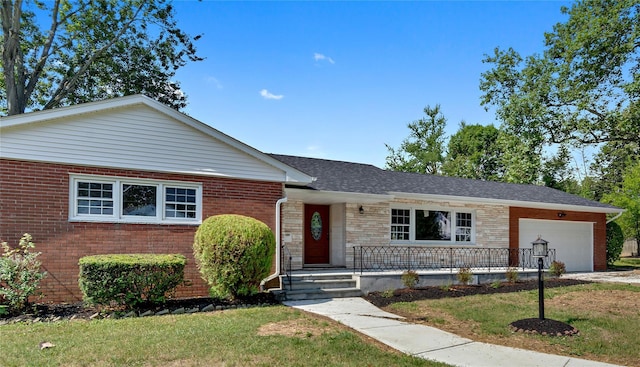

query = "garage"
[{"left": 519, "top": 219, "right": 594, "bottom": 272}]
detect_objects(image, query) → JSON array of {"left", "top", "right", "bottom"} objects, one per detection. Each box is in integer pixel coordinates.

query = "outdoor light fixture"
[
  {"left": 532, "top": 236, "right": 549, "bottom": 258},
  {"left": 359, "top": 206, "right": 364, "bottom": 214},
  {"left": 557, "top": 211, "right": 567, "bottom": 218},
  {"left": 532, "top": 236, "right": 549, "bottom": 320}
]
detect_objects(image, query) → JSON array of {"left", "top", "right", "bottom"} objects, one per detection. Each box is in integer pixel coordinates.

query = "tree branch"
[{"left": 43, "top": 3, "right": 146, "bottom": 109}]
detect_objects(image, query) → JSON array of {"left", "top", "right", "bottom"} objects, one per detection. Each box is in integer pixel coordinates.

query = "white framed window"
[
  {"left": 70, "top": 175, "right": 202, "bottom": 224},
  {"left": 390, "top": 207, "right": 475, "bottom": 244}
]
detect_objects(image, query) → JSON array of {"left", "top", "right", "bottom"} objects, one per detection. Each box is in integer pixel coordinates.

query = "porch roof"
[{"left": 269, "top": 154, "right": 621, "bottom": 213}]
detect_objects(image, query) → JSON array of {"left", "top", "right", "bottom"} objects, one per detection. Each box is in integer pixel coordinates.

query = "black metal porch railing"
[
  {"left": 353, "top": 246, "right": 556, "bottom": 274},
  {"left": 281, "top": 243, "right": 293, "bottom": 289}
]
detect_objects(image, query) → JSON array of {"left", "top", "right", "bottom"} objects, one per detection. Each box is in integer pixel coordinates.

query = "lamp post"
[{"left": 531, "top": 236, "right": 549, "bottom": 320}]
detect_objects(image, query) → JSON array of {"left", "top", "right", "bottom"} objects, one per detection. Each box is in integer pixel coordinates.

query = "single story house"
[
  {"left": 0, "top": 95, "right": 313, "bottom": 303},
  {"left": 1, "top": 95, "right": 622, "bottom": 303},
  {"left": 269, "top": 155, "right": 622, "bottom": 275}
]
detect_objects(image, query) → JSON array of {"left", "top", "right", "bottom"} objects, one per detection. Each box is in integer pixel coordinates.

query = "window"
[
  {"left": 390, "top": 207, "right": 474, "bottom": 244},
  {"left": 70, "top": 175, "right": 202, "bottom": 224},
  {"left": 391, "top": 209, "right": 410, "bottom": 240}
]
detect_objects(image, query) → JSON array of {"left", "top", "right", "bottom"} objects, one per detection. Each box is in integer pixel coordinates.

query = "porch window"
[
  {"left": 390, "top": 207, "right": 474, "bottom": 244},
  {"left": 70, "top": 175, "right": 202, "bottom": 224}
]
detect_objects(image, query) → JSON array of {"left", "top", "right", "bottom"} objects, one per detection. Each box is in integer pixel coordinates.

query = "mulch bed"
[
  {"left": 0, "top": 293, "right": 280, "bottom": 324},
  {"left": 364, "top": 278, "right": 590, "bottom": 337}
]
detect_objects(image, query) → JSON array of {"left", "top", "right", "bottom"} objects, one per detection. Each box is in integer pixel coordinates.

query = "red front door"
[{"left": 304, "top": 204, "right": 330, "bottom": 264}]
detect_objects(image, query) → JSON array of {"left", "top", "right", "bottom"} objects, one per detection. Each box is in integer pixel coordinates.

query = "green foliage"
[
  {"left": 1, "top": 0, "right": 203, "bottom": 115},
  {"left": 490, "top": 280, "right": 501, "bottom": 289},
  {"left": 0, "top": 234, "right": 46, "bottom": 313},
  {"left": 401, "top": 270, "right": 419, "bottom": 289},
  {"left": 606, "top": 221, "right": 625, "bottom": 265},
  {"left": 381, "top": 289, "right": 395, "bottom": 298},
  {"left": 385, "top": 104, "right": 447, "bottom": 174},
  {"left": 456, "top": 267, "right": 473, "bottom": 285},
  {"left": 505, "top": 267, "right": 519, "bottom": 283},
  {"left": 78, "top": 254, "right": 185, "bottom": 308},
  {"left": 193, "top": 214, "right": 275, "bottom": 299},
  {"left": 480, "top": 0, "right": 640, "bottom": 148},
  {"left": 603, "top": 161, "right": 640, "bottom": 256},
  {"left": 549, "top": 261, "right": 566, "bottom": 278},
  {"left": 441, "top": 123, "right": 504, "bottom": 181}
]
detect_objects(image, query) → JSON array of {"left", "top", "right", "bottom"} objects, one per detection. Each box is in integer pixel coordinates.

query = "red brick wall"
[
  {"left": 0, "top": 159, "right": 284, "bottom": 303},
  {"left": 509, "top": 207, "right": 607, "bottom": 271}
]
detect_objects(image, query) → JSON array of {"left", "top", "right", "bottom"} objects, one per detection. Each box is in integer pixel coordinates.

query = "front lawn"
[
  {"left": 612, "top": 256, "right": 640, "bottom": 269},
  {"left": 384, "top": 282, "right": 640, "bottom": 367},
  {"left": 0, "top": 306, "right": 449, "bottom": 367}
]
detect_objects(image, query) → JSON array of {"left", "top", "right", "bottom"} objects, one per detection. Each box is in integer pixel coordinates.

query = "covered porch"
[{"left": 278, "top": 244, "right": 554, "bottom": 300}]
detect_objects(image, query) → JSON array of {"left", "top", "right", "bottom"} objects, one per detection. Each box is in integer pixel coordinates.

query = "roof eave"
[{"left": 389, "top": 192, "right": 623, "bottom": 214}]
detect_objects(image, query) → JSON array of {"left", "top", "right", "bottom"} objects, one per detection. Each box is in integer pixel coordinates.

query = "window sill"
[{"left": 69, "top": 218, "right": 202, "bottom": 226}]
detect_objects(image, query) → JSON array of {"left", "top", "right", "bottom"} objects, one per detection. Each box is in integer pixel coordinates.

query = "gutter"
[
  {"left": 607, "top": 210, "right": 624, "bottom": 224},
  {"left": 260, "top": 196, "right": 287, "bottom": 290}
]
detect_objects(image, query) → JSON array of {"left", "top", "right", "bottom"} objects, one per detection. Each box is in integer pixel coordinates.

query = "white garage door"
[{"left": 519, "top": 219, "right": 593, "bottom": 272}]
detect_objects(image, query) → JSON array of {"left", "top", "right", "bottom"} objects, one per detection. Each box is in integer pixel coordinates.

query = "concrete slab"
[{"left": 285, "top": 297, "right": 625, "bottom": 367}]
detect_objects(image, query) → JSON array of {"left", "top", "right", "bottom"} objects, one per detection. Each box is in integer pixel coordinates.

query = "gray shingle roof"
[{"left": 269, "top": 154, "right": 619, "bottom": 210}]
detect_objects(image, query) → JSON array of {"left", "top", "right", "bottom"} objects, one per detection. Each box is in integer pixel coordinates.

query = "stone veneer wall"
[
  {"left": 281, "top": 200, "right": 304, "bottom": 269},
  {"left": 281, "top": 198, "right": 509, "bottom": 270},
  {"left": 390, "top": 198, "right": 510, "bottom": 248}
]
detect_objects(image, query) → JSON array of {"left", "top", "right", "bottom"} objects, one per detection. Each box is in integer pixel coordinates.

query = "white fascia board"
[
  {"left": 388, "top": 192, "right": 623, "bottom": 214},
  {"left": 1, "top": 95, "right": 314, "bottom": 184},
  {"left": 285, "top": 188, "right": 394, "bottom": 204}
]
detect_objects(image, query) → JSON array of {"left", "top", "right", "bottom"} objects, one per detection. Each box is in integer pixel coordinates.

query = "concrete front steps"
[{"left": 280, "top": 273, "right": 363, "bottom": 301}]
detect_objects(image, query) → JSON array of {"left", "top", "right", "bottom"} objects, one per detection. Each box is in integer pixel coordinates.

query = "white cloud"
[
  {"left": 260, "top": 89, "right": 284, "bottom": 100},
  {"left": 314, "top": 53, "right": 335, "bottom": 64},
  {"left": 206, "top": 76, "right": 223, "bottom": 89}
]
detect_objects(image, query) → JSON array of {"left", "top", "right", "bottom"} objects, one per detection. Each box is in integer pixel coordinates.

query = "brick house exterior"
[
  {"left": 0, "top": 95, "right": 312, "bottom": 303},
  {"left": 0, "top": 96, "right": 623, "bottom": 303},
  {"left": 0, "top": 159, "right": 284, "bottom": 302}
]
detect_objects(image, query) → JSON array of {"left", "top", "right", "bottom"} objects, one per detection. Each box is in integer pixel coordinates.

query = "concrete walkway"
[{"left": 284, "top": 297, "right": 624, "bottom": 367}]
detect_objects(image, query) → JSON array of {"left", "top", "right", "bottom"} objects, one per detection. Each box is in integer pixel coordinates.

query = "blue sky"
[{"left": 172, "top": 1, "right": 572, "bottom": 168}]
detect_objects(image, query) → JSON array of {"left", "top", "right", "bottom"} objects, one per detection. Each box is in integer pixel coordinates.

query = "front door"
[{"left": 304, "top": 204, "right": 330, "bottom": 264}]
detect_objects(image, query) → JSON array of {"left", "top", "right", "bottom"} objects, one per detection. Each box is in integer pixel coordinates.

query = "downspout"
[
  {"left": 260, "top": 196, "right": 287, "bottom": 290},
  {"left": 606, "top": 211, "right": 624, "bottom": 224}
]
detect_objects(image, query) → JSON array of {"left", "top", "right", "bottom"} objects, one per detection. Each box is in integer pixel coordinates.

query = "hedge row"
[{"left": 78, "top": 254, "right": 186, "bottom": 308}]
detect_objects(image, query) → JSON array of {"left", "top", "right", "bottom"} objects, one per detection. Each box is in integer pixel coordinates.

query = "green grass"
[
  {"left": 0, "top": 305, "right": 449, "bottom": 367},
  {"left": 612, "top": 257, "right": 640, "bottom": 269},
  {"left": 388, "top": 283, "right": 640, "bottom": 366}
]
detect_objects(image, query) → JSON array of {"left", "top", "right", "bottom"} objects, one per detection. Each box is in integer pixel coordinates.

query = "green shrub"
[
  {"left": 0, "top": 234, "right": 46, "bottom": 313},
  {"left": 456, "top": 267, "right": 473, "bottom": 285},
  {"left": 606, "top": 221, "right": 625, "bottom": 265},
  {"left": 505, "top": 267, "right": 519, "bottom": 283},
  {"left": 193, "top": 214, "right": 275, "bottom": 299},
  {"left": 490, "top": 280, "right": 501, "bottom": 289},
  {"left": 78, "top": 254, "right": 185, "bottom": 308},
  {"left": 401, "top": 270, "right": 419, "bottom": 289},
  {"left": 549, "top": 260, "right": 566, "bottom": 278}
]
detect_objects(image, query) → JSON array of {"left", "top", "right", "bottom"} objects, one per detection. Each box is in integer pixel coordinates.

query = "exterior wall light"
[{"left": 359, "top": 206, "right": 364, "bottom": 214}]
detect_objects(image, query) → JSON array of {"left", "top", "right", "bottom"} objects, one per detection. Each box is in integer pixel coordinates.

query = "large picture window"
[
  {"left": 70, "top": 175, "right": 202, "bottom": 224},
  {"left": 390, "top": 207, "right": 474, "bottom": 244}
]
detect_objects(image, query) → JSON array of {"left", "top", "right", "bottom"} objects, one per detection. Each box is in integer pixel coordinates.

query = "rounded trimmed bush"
[
  {"left": 606, "top": 221, "right": 625, "bottom": 265},
  {"left": 193, "top": 214, "right": 275, "bottom": 299}
]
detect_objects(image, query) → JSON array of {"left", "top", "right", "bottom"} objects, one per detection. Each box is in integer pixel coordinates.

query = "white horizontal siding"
[{"left": 0, "top": 105, "right": 287, "bottom": 182}]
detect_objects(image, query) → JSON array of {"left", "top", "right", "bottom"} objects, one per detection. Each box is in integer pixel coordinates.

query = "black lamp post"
[{"left": 532, "top": 236, "right": 549, "bottom": 320}]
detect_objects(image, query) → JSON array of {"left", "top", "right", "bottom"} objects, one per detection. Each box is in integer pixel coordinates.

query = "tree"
[
  {"left": 385, "top": 104, "right": 447, "bottom": 174},
  {"left": 480, "top": 0, "right": 640, "bottom": 148},
  {"left": 603, "top": 161, "right": 640, "bottom": 256},
  {"left": 590, "top": 140, "right": 640, "bottom": 201},
  {"left": 493, "top": 132, "right": 542, "bottom": 184},
  {"left": 1, "top": 0, "right": 202, "bottom": 115},
  {"left": 441, "top": 123, "right": 504, "bottom": 181}
]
